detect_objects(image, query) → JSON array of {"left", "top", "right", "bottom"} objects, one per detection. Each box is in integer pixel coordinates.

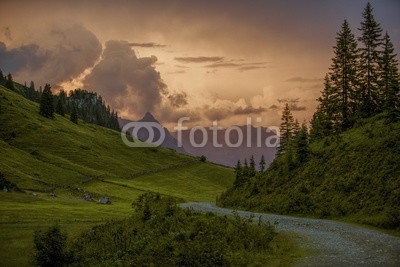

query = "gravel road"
[{"left": 180, "top": 202, "right": 400, "bottom": 267}]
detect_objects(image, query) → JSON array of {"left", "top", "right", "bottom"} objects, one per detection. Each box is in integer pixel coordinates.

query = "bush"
[{"left": 33, "top": 225, "right": 71, "bottom": 267}]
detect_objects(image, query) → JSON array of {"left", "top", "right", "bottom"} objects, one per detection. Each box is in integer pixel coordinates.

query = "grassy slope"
[
  {"left": 0, "top": 85, "right": 234, "bottom": 266},
  {"left": 219, "top": 113, "right": 400, "bottom": 230}
]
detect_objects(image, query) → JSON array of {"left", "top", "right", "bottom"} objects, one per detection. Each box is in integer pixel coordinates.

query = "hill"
[
  {"left": 0, "top": 84, "right": 234, "bottom": 266},
  {"left": 218, "top": 113, "right": 400, "bottom": 230}
]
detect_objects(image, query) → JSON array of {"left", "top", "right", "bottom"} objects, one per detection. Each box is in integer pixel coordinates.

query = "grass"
[{"left": 0, "top": 84, "right": 235, "bottom": 266}]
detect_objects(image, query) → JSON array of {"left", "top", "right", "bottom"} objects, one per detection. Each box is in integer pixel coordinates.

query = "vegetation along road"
[{"left": 181, "top": 202, "right": 400, "bottom": 267}]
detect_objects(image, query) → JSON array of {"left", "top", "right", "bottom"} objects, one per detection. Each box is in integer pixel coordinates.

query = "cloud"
[
  {"left": 289, "top": 103, "right": 306, "bottom": 111},
  {"left": 175, "top": 56, "right": 224, "bottom": 63},
  {"left": 129, "top": 42, "right": 166, "bottom": 48},
  {"left": 286, "top": 76, "right": 323, "bottom": 83},
  {"left": 237, "top": 66, "right": 268, "bottom": 71},
  {"left": 166, "top": 70, "right": 186, "bottom": 74},
  {"left": 0, "top": 24, "right": 102, "bottom": 88},
  {"left": 233, "top": 106, "right": 266, "bottom": 115},
  {"left": 175, "top": 65, "right": 190, "bottom": 69},
  {"left": 168, "top": 91, "right": 188, "bottom": 107},
  {"left": 205, "top": 60, "right": 270, "bottom": 71},
  {"left": 204, "top": 107, "right": 232, "bottom": 121},
  {"left": 83, "top": 40, "right": 166, "bottom": 116},
  {"left": 2, "top": 26, "right": 12, "bottom": 41},
  {"left": 269, "top": 104, "right": 279, "bottom": 110}
]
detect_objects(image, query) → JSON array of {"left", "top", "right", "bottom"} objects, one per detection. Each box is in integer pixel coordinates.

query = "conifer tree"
[
  {"left": 379, "top": 32, "right": 400, "bottom": 111},
  {"left": 242, "top": 158, "right": 249, "bottom": 178},
  {"left": 249, "top": 155, "right": 256, "bottom": 177},
  {"left": 295, "top": 122, "right": 310, "bottom": 164},
  {"left": 70, "top": 106, "right": 78, "bottom": 124},
  {"left": 330, "top": 20, "right": 359, "bottom": 129},
  {"left": 39, "top": 84, "right": 54, "bottom": 119},
  {"left": 233, "top": 160, "right": 243, "bottom": 187},
  {"left": 277, "top": 103, "right": 295, "bottom": 155},
  {"left": 311, "top": 75, "right": 336, "bottom": 139},
  {"left": 56, "top": 98, "right": 65, "bottom": 116},
  {"left": 5, "top": 73, "right": 15, "bottom": 91},
  {"left": 0, "top": 69, "right": 4, "bottom": 82},
  {"left": 259, "top": 155, "right": 266, "bottom": 172},
  {"left": 357, "top": 2, "right": 383, "bottom": 116}
]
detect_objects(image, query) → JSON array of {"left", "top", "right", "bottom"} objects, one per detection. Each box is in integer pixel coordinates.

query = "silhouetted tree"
[
  {"left": 330, "top": 20, "right": 359, "bottom": 129},
  {"left": 379, "top": 32, "right": 399, "bottom": 111},
  {"left": 357, "top": 2, "right": 383, "bottom": 117},
  {"left": 249, "top": 155, "right": 256, "bottom": 177},
  {"left": 277, "top": 103, "right": 295, "bottom": 155},
  {"left": 259, "top": 155, "right": 266, "bottom": 172},
  {"left": 5, "top": 73, "right": 15, "bottom": 91},
  {"left": 56, "top": 98, "right": 65, "bottom": 116},
  {"left": 39, "top": 84, "right": 54, "bottom": 119},
  {"left": 233, "top": 160, "right": 243, "bottom": 187},
  {"left": 295, "top": 122, "right": 310, "bottom": 164},
  {"left": 70, "top": 106, "right": 78, "bottom": 124}
]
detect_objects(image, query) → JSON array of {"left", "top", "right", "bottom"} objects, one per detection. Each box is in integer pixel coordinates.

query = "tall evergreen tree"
[
  {"left": 259, "top": 155, "right": 266, "bottom": 172},
  {"left": 379, "top": 32, "right": 400, "bottom": 111},
  {"left": 277, "top": 103, "right": 295, "bottom": 155},
  {"left": 233, "top": 160, "right": 243, "bottom": 187},
  {"left": 70, "top": 106, "right": 78, "bottom": 124},
  {"left": 357, "top": 2, "right": 383, "bottom": 116},
  {"left": 56, "top": 98, "right": 65, "bottom": 116},
  {"left": 294, "top": 122, "right": 310, "bottom": 164},
  {"left": 249, "top": 155, "right": 256, "bottom": 177},
  {"left": 0, "top": 69, "right": 4, "bottom": 82},
  {"left": 330, "top": 20, "right": 359, "bottom": 129},
  {"left": 39, "top": 84, "right": 54, "bottom": 119},
  {"left": 5, "top": 73, "right": 15, "bottom": 91}
]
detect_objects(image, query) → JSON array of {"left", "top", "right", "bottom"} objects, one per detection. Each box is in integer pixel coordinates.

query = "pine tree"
[
  {"left": 5, "top": 73, "right": 15, "bottom": 91},
  {"left": 330, "top": 20, "right": 359, "bottom": 129},
  {"left": 357, "top": 2, "right": 383, "bottom": 117},
  {"left": 259, "top": 155, "right": 266, "bottom": 172},
  {"left": 56, "top": 98, "right": 65, "bottom": 116},
  {"left": 249, "top": 155, "right": 256, "bottom": 177},
  {"left": 70, "top": 106, "right": 78, "bottom": 124},
  {"left": 379, "top": 32, "right": 400, "bottom": 111},
  {"left": 295, "top": 122, "right": 310, "bottom": 164},
  {"left": 39, "top": 84, "right": 54, "bottom": 119},
  {"left": 242, "top": 158, "right": 249, "bottom": 178},
  {"left": 233, "top": 160, "right": 243, "bottom": 187},
  {"left": 311, "top": 75, "right": 336, "bottom": 139},
  {"left": 0, "top": 69, "right": 4, "bottom": 82},
  {"left": 277, "top": 103, "right": 295, "bottom": 155}
]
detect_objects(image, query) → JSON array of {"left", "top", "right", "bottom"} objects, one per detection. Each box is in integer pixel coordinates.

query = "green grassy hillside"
[
  {"left": 218, "top": 113, "right": 400, "bottom": 230},
  {"left": 0, "top": 84, "right": 234, "bottom": 266}
]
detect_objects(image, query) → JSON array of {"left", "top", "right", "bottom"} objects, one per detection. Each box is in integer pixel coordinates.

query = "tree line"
[
  {"left": 0, "top": 72, "right": 120, "bottom": 131},
  {"left": 310, "top": 3, "right": 399, "bottom": 139}
]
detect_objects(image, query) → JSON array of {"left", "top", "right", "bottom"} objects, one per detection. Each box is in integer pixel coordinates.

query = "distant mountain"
[
  {"left": 172, "top": 125, "right": 277, "bottom": 167},
  {"left": 119, "top": 112, "right": 187, "bottom": 154}
]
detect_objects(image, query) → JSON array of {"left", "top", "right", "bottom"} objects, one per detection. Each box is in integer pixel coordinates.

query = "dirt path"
[{"left": 180, "top": 202, "right": 400, "bottom": 266}]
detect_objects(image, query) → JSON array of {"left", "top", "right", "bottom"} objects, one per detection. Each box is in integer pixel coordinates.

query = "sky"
[{"left": 0, "top": 0, "right": 399, "bottom": 129}]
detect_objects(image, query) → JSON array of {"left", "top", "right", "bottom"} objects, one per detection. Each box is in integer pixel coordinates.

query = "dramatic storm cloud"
[
  {"left": 83, "top": 40, "right": 167, "bottom": 116},
  {"left": 0, "top": 24, "right": 102, "bottom": 88}
]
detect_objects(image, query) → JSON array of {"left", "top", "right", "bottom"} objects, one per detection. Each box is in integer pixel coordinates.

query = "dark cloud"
[
  {"left": 83, "top": 40, "right": 166, "bottom": 116},
  {"left": 289, "top": 103, "right": 306, "bottom": 111},
  {"left": 205, "top": 62, "right": 239, "bottom": 68},
  {"left": 129, "top": 42, "right": 166, "bottom": 48},
  {"left": 2, "top": 26, "right": 12, "bottom": 41},
  {"left": 204, "top": 107, "right": 231, "bottom": 121},
  {"left": 286, "top": 76, "right": 323, "bottom": 83},
  {"left": 166, "top": 70, "right": 186, "bottom": 74},
  {"left": 269, "top": 104, "right": 279, "bottom": 110},
  {"left": 237, "top": 66, "right": 267, "bottom": 71},
  {"left": 233, "top": 106, "right": 266, "bottom": 115},
  {"left": 157, "top": 105, "right": 202, "bottom": 123},
  {"left": 278, "top": 98, "right": 300, "bottom": 104},
  {"left": 0, "top": 24, "right": 102, "bottom": 88},
  {"left": 175, "top": 56, "right": 224, "bottom": 63},
  {"left": 205, "top": 60, "right": 270, "bottom": 71},
  {"left": 168, "top": 91, "right": 188, "bottom": 107}
]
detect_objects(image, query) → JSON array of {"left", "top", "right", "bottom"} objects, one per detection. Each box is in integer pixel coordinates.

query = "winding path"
[{"left": 180, "top": 202, "right": 400, "bottom": 267}]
